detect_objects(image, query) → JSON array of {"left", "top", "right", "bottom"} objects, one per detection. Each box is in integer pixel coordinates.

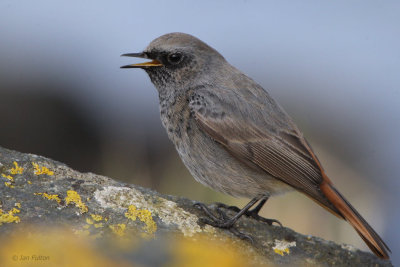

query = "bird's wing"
[
  {"left": 188, "top": 86, "right": 336, "bottom": 211},
  {"left": 189, "top": 86, "right": 390, "bottom": 259}
]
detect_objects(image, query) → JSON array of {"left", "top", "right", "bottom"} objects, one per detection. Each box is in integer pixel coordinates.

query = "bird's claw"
[
  {"left": 193, "top": 202, "right": 252, "bottom": 242},
  {"left": 245, "top": 209, "right": 283, "bottom": 227},
  {"left": 214, "top": 202, "right": 283, "bottom": 227}
]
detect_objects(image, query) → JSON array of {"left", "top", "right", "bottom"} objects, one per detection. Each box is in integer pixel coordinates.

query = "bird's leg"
[
  {"left": 214, "top": 196, "right": 281, "bottom": 226},
  {"left": 248, "top": 196, "right": 268, "bottom": 214},
  {"left": 194, "top": 197, "right": 260, "bottom": 241},
  {"left": 242, "top": 196, "right": 282, "bottom": 226}
]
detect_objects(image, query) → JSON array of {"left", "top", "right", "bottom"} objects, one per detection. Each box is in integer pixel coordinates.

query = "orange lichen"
[
  {"left": 32, "top": 162, "right": 54, "bottom": 175},
  {"left": 34, "top": 192, "right": 62, "bottom": 204},
  {"left": 65, "top": 190, "right": 88, "bottom": 213}
]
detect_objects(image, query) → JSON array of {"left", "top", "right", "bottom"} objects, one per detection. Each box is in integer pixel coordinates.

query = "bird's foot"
[
  {"left": 214, "top": 202, "right": 241, "bottom": 212},
  {"left": 244, "top": 209, "right": 282, "bottom": 226},
  {"left": 194, "top": 202, "right": 253, "bottom": 242},
  {"left": 214, "top": 202, "right": 282, "bottom": 227}
]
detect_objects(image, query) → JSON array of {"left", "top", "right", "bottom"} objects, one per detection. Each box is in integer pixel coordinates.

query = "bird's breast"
[{"left": 159, "top": 93, "right": 193, "bottom": 149}]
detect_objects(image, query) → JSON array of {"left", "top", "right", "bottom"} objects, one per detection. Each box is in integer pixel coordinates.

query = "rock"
[{"left": 0, "top": 146, "right": 392, "bottom": 266}]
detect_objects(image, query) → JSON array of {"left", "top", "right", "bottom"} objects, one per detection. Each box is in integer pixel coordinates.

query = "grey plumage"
[{"left": 121, "top": 32, "right": 390, "bottom": 259}]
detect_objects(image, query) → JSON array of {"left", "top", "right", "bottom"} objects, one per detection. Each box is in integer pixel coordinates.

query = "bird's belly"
[{"left": 174, "top": 123, "right": 292, "bottom": 198}]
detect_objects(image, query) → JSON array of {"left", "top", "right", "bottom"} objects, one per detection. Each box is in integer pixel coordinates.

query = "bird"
[{"left": 121, "top": 32, "right": 390, "bottom": 259}]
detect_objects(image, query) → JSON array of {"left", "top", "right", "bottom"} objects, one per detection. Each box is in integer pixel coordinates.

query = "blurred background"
[{"left": 1, "top": 0, "right": 399, "bottom": 263}]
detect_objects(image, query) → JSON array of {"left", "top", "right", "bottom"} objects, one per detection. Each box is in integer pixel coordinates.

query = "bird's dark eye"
[{"left": 167, "top": 53, "right": 183, "bottom": 64}]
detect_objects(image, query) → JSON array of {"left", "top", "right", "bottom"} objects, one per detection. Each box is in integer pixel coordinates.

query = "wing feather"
[{"left": 189, "top": 89, "right": 337, "bottom": 212}]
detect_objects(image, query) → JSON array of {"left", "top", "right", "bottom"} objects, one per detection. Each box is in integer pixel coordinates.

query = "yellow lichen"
[
  {"left": 34, "top": 192, "right": 62, "bottom": 204},
  {"left": 15, "top": 203, "right": 21, "bottom": 209},
  {"left": 10, "top": 161, "right": 23, "bottom": 175},
  {"left": 109, "top": 224, "right": 126, "bottom": 237},
  {"left": 90, "top": 214, "right": 103, "bottom": 222},
  {"left": 27, "top": 180, "right": 32, "bottom": 184},
  {"left": 1, "top": 174, "right": 14, "bottom": 181},
  {"left": 0, "top": 208, "right": 21, "bottom": 226},
  {"left": 65, "top": 190, "right": 88, "bottom": 213},
  {"left": 80, "top": 214, "right": 104, "bottom": 235},
  {"left": 4, "top": 182, "right": 14, "bottom": 188},
  {"left": 94, "top": 223, "right": 103, "bottom": 228},
  {"left": 11, "top": 208, "right": 20, "bottom": 214},
  {"left": 274, "top": 247, "right": 289, "bottom": 256},
  {"left": 124, "top": 205, "right": 157, "bottom": 237},
  {"left": 32, "top": 162, "right": 54, "bottom": 175},
  {"left": 124, "top": 205, "right": 138, "bottom": 221},
  {"left": 272, "top": 239, "right": 296, "bottom": 256},
  {"left": 1, "top": 162, "right": 22, "bottom": 187}
]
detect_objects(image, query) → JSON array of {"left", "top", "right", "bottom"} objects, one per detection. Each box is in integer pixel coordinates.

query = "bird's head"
[{"left": 121, "top": 32, "right": 226, "bottom": 92}]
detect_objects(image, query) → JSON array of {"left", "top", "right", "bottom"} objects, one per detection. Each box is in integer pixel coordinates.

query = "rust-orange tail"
[{"left": 320, "top": 181, "right": 391, "bottom": 259}]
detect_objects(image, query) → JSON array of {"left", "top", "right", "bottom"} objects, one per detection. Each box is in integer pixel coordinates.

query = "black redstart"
[{"left": 121, "top": 32, "right": 390, "bottom": 259}]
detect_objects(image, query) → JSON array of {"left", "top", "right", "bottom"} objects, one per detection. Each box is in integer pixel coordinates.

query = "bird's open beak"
[{"left": 120, "top": 52, "right": 163, "bottom": 68}]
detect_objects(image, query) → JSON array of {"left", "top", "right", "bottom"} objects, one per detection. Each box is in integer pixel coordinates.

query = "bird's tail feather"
[{"left": 320, "top": 181, "right": 390, "bottom": 259}]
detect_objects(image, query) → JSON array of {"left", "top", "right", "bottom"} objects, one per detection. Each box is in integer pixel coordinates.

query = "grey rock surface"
[{"left": 0, "top": 146, "right": 392, "bottom": 266}]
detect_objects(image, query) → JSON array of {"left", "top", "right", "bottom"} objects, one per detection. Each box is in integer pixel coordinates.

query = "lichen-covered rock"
[{"left": 0, "top": 146, "right": 392, "bottom": 266}]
